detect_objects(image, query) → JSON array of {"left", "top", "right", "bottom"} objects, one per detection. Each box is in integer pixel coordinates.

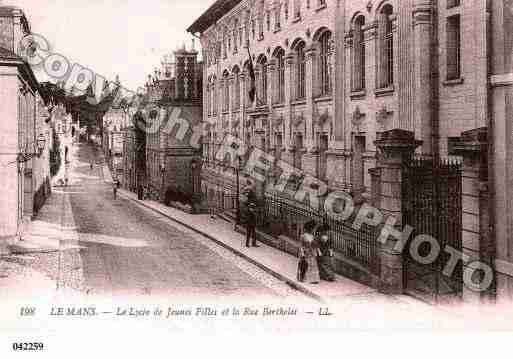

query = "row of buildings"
[{"left": 0, "top": 5, "right": 61, "bottom": 242}]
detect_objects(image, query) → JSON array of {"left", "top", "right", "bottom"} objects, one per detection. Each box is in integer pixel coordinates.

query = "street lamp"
[{"left": 160, "top": 163, "right": 165, "bottom": 203}]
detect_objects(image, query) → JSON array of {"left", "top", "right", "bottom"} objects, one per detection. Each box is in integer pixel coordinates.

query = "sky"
[{"left": 3, "top": 0, "right": 215, "bottom": 91}]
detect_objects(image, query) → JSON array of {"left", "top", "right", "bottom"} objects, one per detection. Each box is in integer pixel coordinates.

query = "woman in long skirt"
[
  {"left": 299, "top": 220, "right": 320, "bottom": 284},
  {"left": 316, "top": 224, "right": 336, "bottom": 282}
]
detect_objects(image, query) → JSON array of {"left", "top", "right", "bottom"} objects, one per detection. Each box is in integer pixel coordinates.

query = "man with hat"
[{"left": 245, "top": 202, "right": 259, "bottom": 248}]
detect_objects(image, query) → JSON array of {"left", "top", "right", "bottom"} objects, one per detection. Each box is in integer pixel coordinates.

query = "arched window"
[
  {"left": 274, "top": 48, "right": 285, "bottom": 104},
  {"left": 233, "top": 20, "right": 238, "bottom": 52},
  {"left": 318, "top": 30, "right": 333, "bottom": 96},
  {"left": 295, "top": 41, "right": 306, "bottom": 100},
  {"left": 352, "top": 15, "right": 366, "bottom": 91},
  {"left": 377, "top": 4, "right": 394, "bottom": 88},
  {"left": 212, "top": 76, "right": 217, "bottom": 115},
  {"left": 206, "top": 82, "right": 211, "bottom": 116},
  {"left": 257, "top": 56, "right": 268, "bottom": 105},
  {"left": 233, "top": 66, "right": 241, "bottom": 109},
  {"left": 223, "top": 71, "right": 230, "bottom": 112},
  {"left": 244, "top": 61, "right": 252, "bottom": 108}
]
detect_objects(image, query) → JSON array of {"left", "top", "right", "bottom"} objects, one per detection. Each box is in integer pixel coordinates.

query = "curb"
[{"left": 118, "top": 190, "right": 323, "bottom": 302}]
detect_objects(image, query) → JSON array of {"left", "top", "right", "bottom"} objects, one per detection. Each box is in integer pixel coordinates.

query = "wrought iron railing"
[{"left": 258, "top": 192, "right": 380, "bottom": 274}]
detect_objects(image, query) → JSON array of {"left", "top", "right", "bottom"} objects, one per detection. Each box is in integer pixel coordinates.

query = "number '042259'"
[{"left": 12, "top": 343, "right": 44, "bottom": 351}]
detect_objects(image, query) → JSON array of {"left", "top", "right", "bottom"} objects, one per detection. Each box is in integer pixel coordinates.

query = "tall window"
[
  {"left": 295, "top": 41, "right": 306, "bottom": 100},
  {"left": 318, "top": 31, "right": 333, "bottom": 96},
  {"left": 274, "top": 1, "right": 281, "bottom": 30},
  {"left": 377, "top": 5, "right": 394, "bottom": 88},
  {"left": 258, "top": 57, "right": 268, "bottom": 104},
  {"left": 233, "top": 20, "right": 238, "bottom": 52},
  {"left": 223, "top": 71, "right": 230, "bottom": 112},
  {"left": 352, "top": 16, "right": 366, "bottom": 91},
  {"left": 275, "top": 48, "right": 285, "bottom": 103},
  {"left": 233, "top": 67, "right": 241, "bottom": 109},
  {"left": 446, "top": 15, "right": 461, "bottom": 80},
  {"left": 212, "top": 78, "right": 217, "bottom": 115},
  {"left": 206, "top": 85, "right": 211, "bottom": 116}
]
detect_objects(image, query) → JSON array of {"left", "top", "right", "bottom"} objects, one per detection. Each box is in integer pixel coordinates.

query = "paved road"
[{"left": 67, "top": 143, "right": 291, "bottom": 299}]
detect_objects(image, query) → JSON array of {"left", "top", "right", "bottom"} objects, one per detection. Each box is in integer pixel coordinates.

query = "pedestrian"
[
  {"left": 298, "top": 220, "right": 320, "bottom": 284},
  {"left": 245, "top": 202, "right": 258, "bottom": 248},
  {"left": 316, "top": 223, "right": 336, "bottom": 282},
  {"left": 90, "top": 161, "right": 93, "bottom": 171},
  {"left": 113, "top": 182, "right": 118, "bottom": 200}
]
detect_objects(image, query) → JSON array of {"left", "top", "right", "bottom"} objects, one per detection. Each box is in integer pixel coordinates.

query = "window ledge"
[
  {"left": 273, "top": 27, "right": 281, "bottom": 34},
  {"left": 291, "top": 99, "right": 307, "bottom": 106},
  {"left": 443, "top": 77, "right": 464, "bottom": 86},
  {"left": 374, "top": 85, "right": 395, "bottom": 97},
  {"left": 222, "top": 110, "right": 230, "bottom": 115},
  {"left": 232, "top": 109, "right": 240, "bottom": 114},
  {"left": 350, "top": 89, "right": 366, "bottom": 100},
  {"left": 315, "top": 4, "right": 327, "bottom": 12},
  {"left": 314, "top": 95, "right": 333, "bottom": 103},
  {"left": 292, "top": 16, "right": 301, "bottom": 24},
  {"left": 272, "top": 103, "right": 285, "bottom": 109}
]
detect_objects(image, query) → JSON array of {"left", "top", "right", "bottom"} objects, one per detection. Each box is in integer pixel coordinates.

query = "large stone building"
[
  {"left": 123, "top": 47, "right": 203, "bottom": 204},
  {"left": 188, "top": 0, "right": 488, "bottom": 202},
  {"left": 189, "top": 0, "right": 513, "bottom": 303}
]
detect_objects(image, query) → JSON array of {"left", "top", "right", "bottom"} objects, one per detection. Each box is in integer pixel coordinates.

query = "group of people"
[{"left": 298, "top": 220, "right": 336, "bottom": 284}]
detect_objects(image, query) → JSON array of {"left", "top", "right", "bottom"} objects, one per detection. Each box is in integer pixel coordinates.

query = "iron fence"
[{"left": 258, "top": 192, "right": 380, "bottom": 274}]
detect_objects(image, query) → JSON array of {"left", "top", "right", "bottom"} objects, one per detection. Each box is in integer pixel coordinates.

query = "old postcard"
[{"left": 0, "top": 0, "right": 513, "bottom": 356}]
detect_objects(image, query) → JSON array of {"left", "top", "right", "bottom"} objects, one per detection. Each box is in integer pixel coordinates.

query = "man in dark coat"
[{"left": 245, "top": 202, "right": 258, "bottom": 248}]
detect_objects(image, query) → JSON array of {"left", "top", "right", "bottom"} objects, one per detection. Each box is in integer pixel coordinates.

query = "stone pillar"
[
  {"left": 304, "top": 46, "right": 316, "bottom": 150},
  {"left": 284, "top": 52, "right": 294, "bottom": 151},
  {"left": 267, "top": 60, "right": 276, "bottom": 105},
  {"left": 413, "top": 2, "right": 433, "bottom": 154},
  {"left": 453, "top": 127, "right": 492, "bottom": 303},
  {"left": 374, "top": 129, "right": 422, "bottom": 294},
  {"left": 489, "top": 0, "right": 513, "bottom": 303}
]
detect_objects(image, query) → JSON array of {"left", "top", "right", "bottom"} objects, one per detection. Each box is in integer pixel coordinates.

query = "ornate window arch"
[
  {"left": 222, "top": 70, "right": 230, "bottom": 112},
  {"left": 257, "top": 55, "right": 268, "bottom": 105},
  {"left": 377, "top": 3, "right": 394, "bottom": 88},
  {"left": 292, "top": 39, "right": 306, "bottom": 100},
  {"left": 273, "top": 47, "right": 286, "bottom": 104},
  {"left": 232, "top": 65, "right": 241, "bottom": 109},
  {"left": 315, "top": 29, "right": 333, "bottom": 96},
  {"left": 352, "top": 15, "right": 366, "bottom": 91}
]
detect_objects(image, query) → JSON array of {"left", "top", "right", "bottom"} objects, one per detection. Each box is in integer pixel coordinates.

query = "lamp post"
[{"left": 160, "top": 163, "right": 165, "bottom": 203}]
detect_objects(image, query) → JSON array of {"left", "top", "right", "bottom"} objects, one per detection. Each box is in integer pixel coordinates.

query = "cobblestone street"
[{"left": 67, "top": 143, "right": 299, "bottom": 300}]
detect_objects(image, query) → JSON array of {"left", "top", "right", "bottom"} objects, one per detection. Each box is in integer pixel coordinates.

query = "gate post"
[
  {"left": 453, "top": 127, "right": 492, "bottom": 303},
  {"left": 374, "top": 129, "right": 422, "bottom": 294}
]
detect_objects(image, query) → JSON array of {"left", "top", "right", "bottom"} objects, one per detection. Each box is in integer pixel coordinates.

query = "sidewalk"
[
  {"left": 117, "top": 187, "right": 398, "bottom": 303},
  {"left": 0, "top": 140, "right": 84, "bottom": 296}
]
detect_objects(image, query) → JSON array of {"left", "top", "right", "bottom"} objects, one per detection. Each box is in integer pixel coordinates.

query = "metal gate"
[{"left": 402, "top": 156, "right": 463, "bottom": 303}]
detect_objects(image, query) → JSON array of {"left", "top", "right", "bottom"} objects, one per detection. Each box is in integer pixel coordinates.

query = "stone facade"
[
  {"left": 189, "top": 0, "right": 490, "bottom": 199},
  {"left": 122, "top": 47, "right": 203, "bottom": 203},
  {"left": 0, "top": 5, "right": 49, "bottom": 239}
]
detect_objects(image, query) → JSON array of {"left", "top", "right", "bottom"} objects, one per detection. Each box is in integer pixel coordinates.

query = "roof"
[
  {"left": 187, "top": 0, "right": 242, "bottom": 34},
  {"left": 0, "top": 6, "right": 31, "bottom": 33}
]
